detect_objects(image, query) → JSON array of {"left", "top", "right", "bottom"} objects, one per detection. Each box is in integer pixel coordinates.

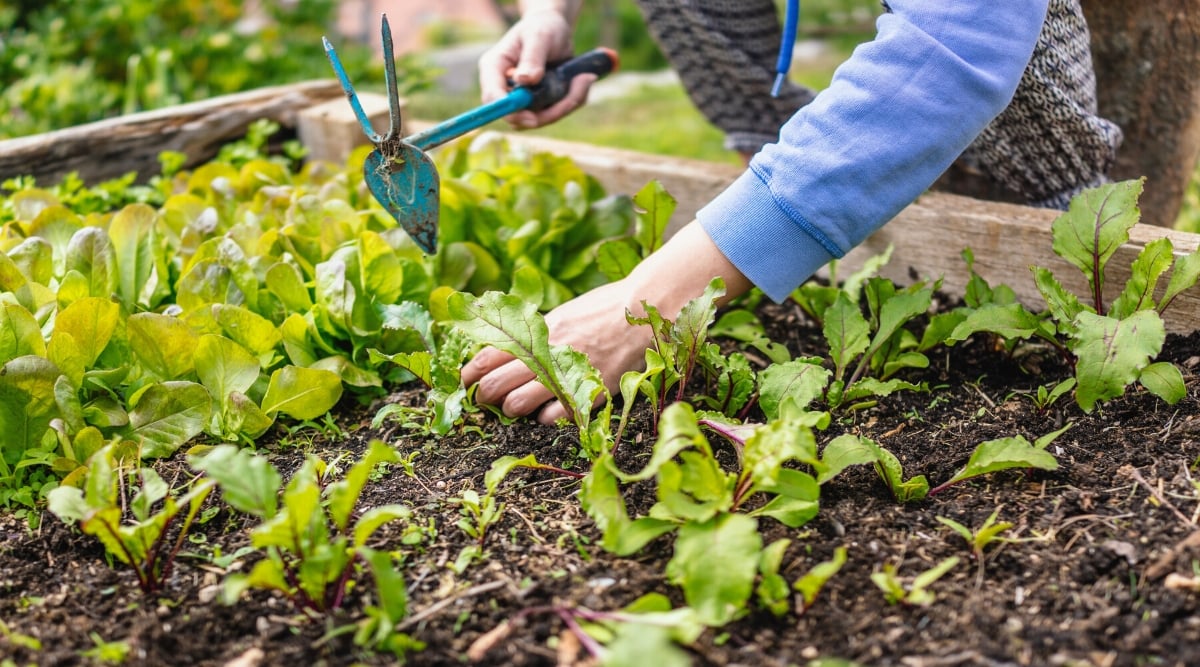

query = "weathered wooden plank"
[
  {"left": 296, "top": 93, "right": 396, "bottom": 166},
  {"left": 0, "top": 80, "right": 343, "bottom": 185}
]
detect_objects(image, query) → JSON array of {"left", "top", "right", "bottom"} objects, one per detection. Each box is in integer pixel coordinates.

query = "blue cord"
[{"left": 772, "top": 0, "right": 800, "bottom": 97}]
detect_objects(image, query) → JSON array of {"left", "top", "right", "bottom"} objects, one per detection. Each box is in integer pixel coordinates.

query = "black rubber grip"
[{"left": 525, "top": 48, "right": 619, "bottom": 111}]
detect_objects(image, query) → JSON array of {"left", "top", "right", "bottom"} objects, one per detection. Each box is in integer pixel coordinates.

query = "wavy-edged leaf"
[
  {"left": 0, "top": 355, "right": 62, "bottom": 454},
  {"left": 757, "top": 356, "right": 830, "bottom": 420},
  {"left": 195, "top": 334, "right": 260, "bottom": 403},
  {"left": 129, "top": 381, "right": 211, "bottom": 458},
  {"left": 0, "top": 302, "right": 46, "bottom": 365},
  {"left": 127, "top": 312, "right": 201, "bottom": 380},
  {"left": 1072, "top": 310, "right": 1164, "bottom": 412},
  {"left": 260, "top": 366, "right": 343, "bottom": 420},
  {"left": 108, "top": 204, "right": 158, "bottom": 310},
  {"left": 1050, "top": 179, "right": 1143, "bottom": 310},
  {"left": 65, "top": 227, "right": 117, "bottom": 299},
  {"left": 55, "top": 296, "right": 120, "bottom": 369}
]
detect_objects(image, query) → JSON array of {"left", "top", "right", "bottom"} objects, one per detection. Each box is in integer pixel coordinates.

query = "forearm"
[
  {"left": 519, "top": 0, "right": 581, "bottom": 24},
  {"left": 699, "top": 0, "right": 1051, "bottom": 301},
  {"left": 625, "top": 221, "right": 753, "bottom": 318}
]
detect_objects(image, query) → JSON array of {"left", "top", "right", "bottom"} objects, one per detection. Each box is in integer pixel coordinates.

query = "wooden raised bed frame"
[{"left": 3, "top": 85, "right": 1198, "bottom": 334}]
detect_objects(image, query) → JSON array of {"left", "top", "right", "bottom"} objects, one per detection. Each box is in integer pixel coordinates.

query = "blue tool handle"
[{"left": 406, "top": 48, "right": 619, "bottom": 151}]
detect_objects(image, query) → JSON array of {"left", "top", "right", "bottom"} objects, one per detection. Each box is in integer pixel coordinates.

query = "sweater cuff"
[{"left": 697, "top": 169, "right": 838, "bottom": 303}]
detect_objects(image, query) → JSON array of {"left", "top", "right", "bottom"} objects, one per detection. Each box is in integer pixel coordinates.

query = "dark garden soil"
[{"left": 5, "top": 298, "right": 1200, "bottom": 667}]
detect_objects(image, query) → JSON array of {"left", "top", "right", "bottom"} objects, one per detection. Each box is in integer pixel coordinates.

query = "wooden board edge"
[{"left": 0, "top": 79, "right": 343, "bottom": 185}]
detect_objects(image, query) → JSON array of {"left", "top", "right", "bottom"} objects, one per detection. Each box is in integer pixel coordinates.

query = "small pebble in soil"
[{"left": 586, "top": 577, "right": 615, "bottom": 590}]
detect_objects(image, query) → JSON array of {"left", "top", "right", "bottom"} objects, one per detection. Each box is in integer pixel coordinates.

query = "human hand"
[
  {"left": 461, "top": 277, "right": 653, "bottom": 425},
  {"left": 477, "top": 9, "right": 595, "bottom": 129},
  {"left": 460, "top": 221, "right": 754, "bottom": 425}
]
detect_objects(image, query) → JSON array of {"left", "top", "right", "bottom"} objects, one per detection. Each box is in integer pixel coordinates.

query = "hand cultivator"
[{"left": 323, "top": 15, "right": 617, "bottom": 254}]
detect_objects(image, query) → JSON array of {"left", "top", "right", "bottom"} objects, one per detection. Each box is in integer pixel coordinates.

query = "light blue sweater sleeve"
[{"left": 696, "top": 1, "right": 1051, "bottom": 302}]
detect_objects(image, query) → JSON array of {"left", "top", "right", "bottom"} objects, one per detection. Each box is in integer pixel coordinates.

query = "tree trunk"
[{"left": 1081, "top": 0, "right": 1200, "bottom": 227}]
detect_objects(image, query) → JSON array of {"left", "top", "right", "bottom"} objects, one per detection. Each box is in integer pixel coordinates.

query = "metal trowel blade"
[{"left": 363, "top": 143, "right": 440, "bottom": 254}]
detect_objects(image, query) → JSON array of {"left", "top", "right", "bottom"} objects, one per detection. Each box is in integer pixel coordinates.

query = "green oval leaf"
[
  {"left": 54, "top": 296, "right": 120, "bottom": 369},
  {"left": 260, "top": 366, "right": 343, "bottom": 420},
  {"left": 128, "top": 312, "right": 201, "bottom": 380},
  {"left": 129, "top": 381, "right": 212, "bottom": 458}
]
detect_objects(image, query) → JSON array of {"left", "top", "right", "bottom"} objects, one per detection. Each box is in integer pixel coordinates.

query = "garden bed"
[
  {"left": 3, "top": 92, "right": 1200, "bottom": 667},
  {"left": 4, "top": 305, "right": 1200, "bottom": 666}
]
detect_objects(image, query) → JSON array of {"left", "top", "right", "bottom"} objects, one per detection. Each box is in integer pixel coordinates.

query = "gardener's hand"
[
  {"left": 461, "top": 222, "right": 753, "bottom": 425},
  {"left": 478, "top": 8, "right": 594, "bottom": 129}
]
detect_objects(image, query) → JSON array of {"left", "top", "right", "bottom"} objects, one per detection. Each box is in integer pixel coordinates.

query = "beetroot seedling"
[
  {"left": 47, "top": 443, "right": 215, "bottom": 595},
  {"left": 871, "top": 556, "right": 960, "bottom": 606},
  {"left": 190, "top": 440, "right": 411, "bottom": 618}
]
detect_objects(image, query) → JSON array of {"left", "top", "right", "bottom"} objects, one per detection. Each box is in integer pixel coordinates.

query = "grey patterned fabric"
[{"left": 631, "top": 0, "right": 1123, "bottom": 210}]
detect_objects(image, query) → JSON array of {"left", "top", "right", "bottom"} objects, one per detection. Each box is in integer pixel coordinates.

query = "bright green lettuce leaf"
[
  {"left": 65, "top": 227, "right": 117, "bottom": 299},
  {"left": 128, "top": 381, "right": 211, "bottom": 458},
  {"left": 8, "top": 237, "right": 54, "bottom": 286},
  {"left": 212, "top": 304, "right": 282, "bottom": 362},
  {"left": 265, "top": 262, "right": 314, "bottom": 313},
  {"left": 0, "top": 355, "right": 62, "bottom": 459},
  {"left": 632, "top": 179, "right": 675, "bottom": 256},
  {"left": 127, "top": 312, "right": 200, "bottom": 380},
  {"left": 107, "top": 203, "right": 158, "bottom": 310},
  {"left": 0, "top": 302, "right": 46, "bottom": 365},
  {"left": 56, "top": 296, "right": 120, "bottom": 370},
  {"left": 195, "top": 334, "right": 260, "bottom": 403},
  {"left": 260, "top": 366, "right": 343, "bottom": 420},
  {"left": 596, "top": 237, "right": 641, "bottom": 282}
]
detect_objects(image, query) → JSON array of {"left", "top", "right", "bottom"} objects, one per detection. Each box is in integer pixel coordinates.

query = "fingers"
[
  {"left": 460, "top": 346, "right": 514, "bottom": 386},
  {"left": 532, "top": 72, "right": 596, "bottom": 127},
  {"left": 478, "top": 39, "right": 519, "bottom": 104},
  {"left": 464, "top": 352, "right": 557, "bottom": 419}
]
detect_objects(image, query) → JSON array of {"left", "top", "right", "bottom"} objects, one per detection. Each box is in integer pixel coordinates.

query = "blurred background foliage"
[{"left": 0, "top": 0, "right": 414, "bottom": 139}]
